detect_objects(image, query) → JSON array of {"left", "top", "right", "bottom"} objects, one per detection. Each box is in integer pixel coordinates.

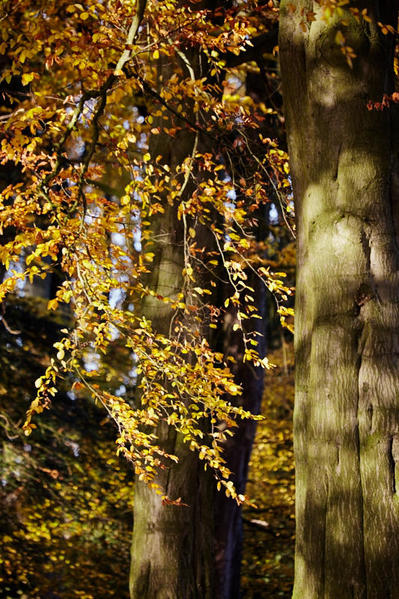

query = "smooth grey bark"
[{"left": 280, "top": 2, "right": 399, "bottom": 597}]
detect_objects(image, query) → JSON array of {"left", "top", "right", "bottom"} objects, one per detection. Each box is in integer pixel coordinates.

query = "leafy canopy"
[{"left": 0, "top": 0, "right": 295, "bottom": 500}]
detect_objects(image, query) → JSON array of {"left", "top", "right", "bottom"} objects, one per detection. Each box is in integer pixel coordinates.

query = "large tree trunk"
[{"left": 279, "top": 2, "right": 399, "bottom": 597}]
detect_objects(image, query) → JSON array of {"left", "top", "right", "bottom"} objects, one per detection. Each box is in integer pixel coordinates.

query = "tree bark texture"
[
  {"left": 129, "top": 193, "right": 216, "bottom": 599},
  {"left": 129, "top": 41, "right": 217, "bottom": 597},
  {"left": 280, "top": 2, "right": 399, "bottom": 597}
]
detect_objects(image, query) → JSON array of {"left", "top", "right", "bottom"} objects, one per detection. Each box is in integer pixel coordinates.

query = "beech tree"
[
  {"left": 129, "top": 31, "right": 217, "bottom": 597},
  {"left": 129, "top": 5, "right": 274, "bottom": 597},
  {"left": 0, "top": 1, "right": 291, "bottom": 597},
  {"left": 280, "top": 1, "right": 399, "bottom": 597}
]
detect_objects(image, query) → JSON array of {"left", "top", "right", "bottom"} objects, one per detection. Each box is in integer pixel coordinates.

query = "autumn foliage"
[
  {"left": 0, "top": 0, "right": 294, "bottom": 502},
  {"left": 0, "top": 0, "right": 302, "bottom": 596}
]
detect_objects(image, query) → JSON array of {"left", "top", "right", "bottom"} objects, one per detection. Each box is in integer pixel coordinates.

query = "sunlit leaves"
[{"left": 0, "top": 0, "right": 292, "bottom": 501}]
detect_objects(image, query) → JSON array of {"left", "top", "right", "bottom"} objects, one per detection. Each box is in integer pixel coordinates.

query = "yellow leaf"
[
  {"left": 226, "top": 383, "right": 239, "bottom": 394},
  {"left": 335, "top": 30, "right": 345, "bottom": 45},
  {"left": 22, "top": 72, "right": 35, "bottom": 86},
  {"left": 153, "top": 49, "right": 160, "bottom": 59},
  {"left": 47, "top": 298, "right": 59, "bottom": 311}
]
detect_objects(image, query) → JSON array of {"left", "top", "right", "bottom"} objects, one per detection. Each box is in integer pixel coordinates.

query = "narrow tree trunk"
[
  {"left": 280, "top": 2, "right": 399, "bottom": 597},
  {"left": 215, "top": 249, "right": 268, "bottom": 599},
  {"left": 130, "top": 5, "right": 269, "bottom": 594},
  {"left": 131, "top": 431, "right": 214, "bottom": 599},
  {"left": 129, "top": 193, "right": 216, "bottom": 598},
  {"left": 214, "top": 319, "right": 266, "bottom": 598}
]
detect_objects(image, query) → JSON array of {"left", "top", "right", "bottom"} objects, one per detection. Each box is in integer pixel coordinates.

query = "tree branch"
[
  {"left": 39, "top": 0, "right": 148, "bottom": 203},
  {"left": 114, "top": 0, "right": 148, "bottom": 75}
]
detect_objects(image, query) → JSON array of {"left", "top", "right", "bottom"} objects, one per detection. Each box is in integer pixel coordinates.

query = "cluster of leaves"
[
  {"left": 0, "top": 295, "right": 294, "bottom": 597},
  {"left": 0, "top": 0, "right": 294, "bottom": 499},
  {"left": 1, "top": 438, "right": 133, "bottom": 599}
]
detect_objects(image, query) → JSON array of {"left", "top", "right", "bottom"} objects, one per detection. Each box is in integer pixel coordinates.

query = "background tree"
[
  {"left": 129, "top": 21, "right": 217, "bottom": 596},
  {"left": 129, "top": 3, "right": 282, "bottom": 595}
]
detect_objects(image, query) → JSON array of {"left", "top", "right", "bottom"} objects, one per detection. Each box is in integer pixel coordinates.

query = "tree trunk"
[
  {"left": 130, "top": 5, "right": 270, "bottom": 595},
  {"left": 131, "top": 430, "right": 215, "bottom": 599},
  {"left": 129, "top": 195, "right": 216, "bottom": 598},
  {"left": 129, "top": 38, "right": 217, "bottom": 595},
  {"left": 214, "top": 228, "right": 268, "bottom": 599},
  {"left": 279, "top": 2, "right": 399, "bottom": 597}
]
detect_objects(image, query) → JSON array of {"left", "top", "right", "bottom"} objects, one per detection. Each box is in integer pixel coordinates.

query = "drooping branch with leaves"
[
  {"left": 0, "top": 1, "right": 295, "bottom": 596},
  {"left": 0, "top": 0, "right": 291, "bottom": 498}
]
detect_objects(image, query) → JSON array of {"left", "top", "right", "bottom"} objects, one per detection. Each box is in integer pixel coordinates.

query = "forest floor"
[{"left": 241, "top": 343, "right": 295, "bottom": 598}]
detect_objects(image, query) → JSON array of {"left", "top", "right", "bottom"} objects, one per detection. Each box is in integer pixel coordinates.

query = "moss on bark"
[{"left": 280, "top": 2, "right": 399, "bottom": 597}]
